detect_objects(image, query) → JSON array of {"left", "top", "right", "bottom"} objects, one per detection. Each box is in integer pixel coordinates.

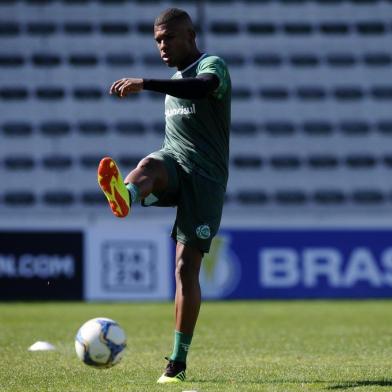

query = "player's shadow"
[{"left": 327, "top": 380, "right": 392, "bottom": 389}]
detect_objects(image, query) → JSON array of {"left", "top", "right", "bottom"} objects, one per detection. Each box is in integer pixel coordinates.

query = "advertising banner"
[
  {"left": 0, "top": 231, "right": 83, "bottom": 300},
  {"left": 85, "top": 222, "right": 172, "bottom": 301},
  {"left": 199, "top": 229, "right": 392, "bottom": 299}
]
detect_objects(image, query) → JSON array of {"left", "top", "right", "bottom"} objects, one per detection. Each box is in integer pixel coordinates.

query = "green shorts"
[{"left": 142, "top": 150, "right": 225, "bottom": 254}]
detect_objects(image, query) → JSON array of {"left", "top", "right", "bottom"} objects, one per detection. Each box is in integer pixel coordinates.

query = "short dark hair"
[{"left": 154, "top": 8, "right": 193, "bottom": 27}]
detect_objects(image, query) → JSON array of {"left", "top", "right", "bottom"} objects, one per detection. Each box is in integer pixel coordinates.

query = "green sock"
[
  {"left": 125, "top": 183, "right": 140, "bottom": 203},
  {"left": 169, "top": 330, "right": 192, "bottom": 363}
]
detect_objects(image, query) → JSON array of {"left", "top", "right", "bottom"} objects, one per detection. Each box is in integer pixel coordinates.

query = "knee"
[{"left": 137, "top": 157, "right": 159, "bottom": 172}]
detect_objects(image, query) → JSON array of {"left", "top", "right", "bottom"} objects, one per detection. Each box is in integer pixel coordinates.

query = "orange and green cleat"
[{"left": 97, "top": 157, "right": 130, "bottom": 218}]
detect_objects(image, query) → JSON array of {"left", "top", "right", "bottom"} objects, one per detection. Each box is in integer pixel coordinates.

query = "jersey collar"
[{"left": 177, "top": 53, "right": 208, "bottom": 76}]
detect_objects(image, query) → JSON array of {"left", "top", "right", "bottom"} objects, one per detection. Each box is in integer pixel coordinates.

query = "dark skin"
[{"left": 110, "top": 19, "right": 204, "bottom": 336}]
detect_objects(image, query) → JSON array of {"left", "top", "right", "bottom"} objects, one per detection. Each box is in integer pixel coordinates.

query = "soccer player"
[{"left": 98, "top": 8, "right": 231, "bottom": 383}]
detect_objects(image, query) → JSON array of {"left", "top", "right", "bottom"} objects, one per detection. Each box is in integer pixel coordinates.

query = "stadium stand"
[{"left": 1, "top": 0, "right": 392, "bottom": 215}]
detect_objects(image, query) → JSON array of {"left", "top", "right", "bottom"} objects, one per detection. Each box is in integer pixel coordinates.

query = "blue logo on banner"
[
  {"left": 200, "top": 235, "right": 241, "bottom": 298},
  {"left": 204, "top": 229, "right": 392, "bottom": 299}
]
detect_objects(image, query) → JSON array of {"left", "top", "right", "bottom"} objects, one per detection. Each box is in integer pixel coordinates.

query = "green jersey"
[{"left": 163, "top": 54, "right": 231, "bottom": 188}]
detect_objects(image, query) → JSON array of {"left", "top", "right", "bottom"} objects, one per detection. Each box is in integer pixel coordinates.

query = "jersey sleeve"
[{"left": 197, "top": 56, "right": 230, "bottom": 100}]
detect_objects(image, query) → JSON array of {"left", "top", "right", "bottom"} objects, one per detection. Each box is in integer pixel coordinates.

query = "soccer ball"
[{"left": 75, "top": 317, "right": 127, "bottom": 368}]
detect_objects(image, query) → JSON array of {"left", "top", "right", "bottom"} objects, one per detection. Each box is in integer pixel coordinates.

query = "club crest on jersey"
[
  {"left": 196, "top": 224, "right": 211, "bottom": 240},
  {"left": 165, "top": 104, "right": 196, "bottom": 118}
]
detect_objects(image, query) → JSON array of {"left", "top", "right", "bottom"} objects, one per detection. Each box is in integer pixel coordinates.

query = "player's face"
[{"left": 154, "top": 23, "right": 194, "bottom": 69}]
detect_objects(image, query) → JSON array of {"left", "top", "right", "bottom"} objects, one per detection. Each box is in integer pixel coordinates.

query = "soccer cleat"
[
  {"left": 157, "top": 358, "right": 186, "bottom": 384},
  {"left": 98, "top": 157, "right": 130, "bottom": 218}
]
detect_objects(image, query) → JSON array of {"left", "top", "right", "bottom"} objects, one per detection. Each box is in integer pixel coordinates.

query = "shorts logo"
[{"left": 196, "top": 224, "right": 211, "bottom": 240}]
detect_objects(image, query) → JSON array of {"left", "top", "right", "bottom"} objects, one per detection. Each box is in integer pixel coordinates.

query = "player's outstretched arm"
[
  {"left": 110, "top": 74, "right": 219, "bottom": 100},
  {"left": 143, "top": 74, "right": 219, "bottom": 99},
  {"left": 110, "top": 78, "right": 144, "bottom": 97}
]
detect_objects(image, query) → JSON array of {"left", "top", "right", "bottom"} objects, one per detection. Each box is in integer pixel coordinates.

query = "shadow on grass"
[{"left": 327, "top": 380, "right": 392, "bottom": 389}]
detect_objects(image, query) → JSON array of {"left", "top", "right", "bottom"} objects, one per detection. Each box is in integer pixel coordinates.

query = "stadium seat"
[
  {"left": 62, "top": 0, "right": 90, "bottom": 4},
  {"left": 274, "top": 190, "right": 307, "bottom": 205},
  {"left": 63, "top": 22, "right": 94, "bottom": 34},
  {"left": 4, "top": 156, "right": 35, "bottom": 170},
  {"left": 42, "top": 156, "right": 73, "bottom": 170},
  {"left": 290, "top": 54, "right": 320, "bottom": 67},
  {"left": 264, "top": 121, "right": 295, "bottom": 136},
  {"left": 283, "top": 22, "right": 313, "bottom": 35},
  {"left": 382, "top": 155, "right": 392, "bottom": 168},
  {"left": 36, "top": 87, "right": 65, "bottom": 100},
  {"left": 80, "top": 155, "right": 103, "bottom": 169},
  {"left": 0, "top": 22, "right": 20, "bottom": 36},
  {"left": 40, "top": 121, "right": 71, "bottom": 137},
  {"left": 73, "top": 87, "right": 102, "bottom": 100},
  {"left": 302, "top": 121, "right": 334, "bottom": 136},
  {"left": 333, "top": 87, "right": 364, "bottom": 100},
  {"left": 259, "top": 87, "right": 290, "bottom": 100},
  {"left": 296, "top": 86, "right": 327, "bottom": 100},
  {"left": 27, "top": 22, "right": 57, "bottom": 36},
  {"left": 231, "top": 122, "right": 258, "bottom": 135},
  {"left": 106, "top": 53, "right": 134, "bottom": 66},
  {"left": 351, "top": 190, "right": 385, "bottom": 204},
  {"left": 3, "top": 122, "right": 33, "bottom": 137},
  {"left": 371, "top": 87, "right": 392, "bottom": 100},
  {"left": 78, "top": 121, "right": 108, "bottom": 135},
  {"left": 137, "top": 22, "right": 153, "bottom": 35},
  {"left": 220, "top": 54, "right": 245, "bottom": 66},
  {"left": 143, "top": 54, "right": 164, "bottom": 66},
  {"left": 237, "top": 190, "right": 269, "bottom": 205},
  {"left": 377, "top": 121, "right": 392, "bottom": 135},
  {"left": 0, "top": 87, "right": 28, "bottom": 100},
  {"left": 247, "top": 23, "right": 277, "bottom": 35},
  {"left": 115, "top": 121, "right": 146, "bottom": 135},
  {"left": 313, "top": 190, "right": 346, "bottom": 205},
  {"left": 363, "top": 53, "right": 392, "bottom": 66},
  {"left": 80, "top": 191, "right": 107, "bottom": 205},
  {"left": 42, "top": 191, "right": 75, "bottom": 206},
  {"left": 326, "top": 53, "right": 356, "bottom": 67},
  {"left": 270, "top": 156, "right": 302, "bottom": 170},
  {"left": 339, "top": 121, "right": 370, "bottom": 135},
  {"left": 210, "top": 21, "right": 240, "bottom": 34},
  {"left": 345, "top": 155, "right": 377, "bottom": 168},
  {"left": 319, "top": 22, "right": 350, "bottom": 35},
  {"left": 232, "top": 87, "right": 252, "bottom": 100},
  {"left": 254, "top": 53, "right": 283, "bottom": 67},
  {"left": 32, "top": 54, "right": 62, "bottom": 67},
  {"left": 69, "top": 54, "right": 98, "bottom": 66},
  {"left": 100, "top": 23, "right": 130, "bottom": 35},
  {"left": 356, "top": 21, "right": 386, "bottom": 35},
  {"left": 152, "top": 122, "right": 166, "bottom": 134},
  {"left": 118, "top": 155, "right": 143, "bottom": 168},
  {"left": 3, "top": 191, "right": 36, "bottom": 206},
  {"left": 0, "top": 55, "right": 24, "bottom": 67},
  {"left": 307, "top": 155, "right": 339, "bottom": 169},
  {"left": 232, "top": 156, "right": 263, "bottom": 169}
]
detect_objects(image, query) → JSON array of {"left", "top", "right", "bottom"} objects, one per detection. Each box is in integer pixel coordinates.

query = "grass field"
[{"left": 0, "top": 301, "right": 392, "bottom": 392}]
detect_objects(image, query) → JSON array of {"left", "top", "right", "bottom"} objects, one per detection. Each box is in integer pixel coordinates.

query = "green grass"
[{"left": 0, "top": 301, "right": 392, "bottom": 391}]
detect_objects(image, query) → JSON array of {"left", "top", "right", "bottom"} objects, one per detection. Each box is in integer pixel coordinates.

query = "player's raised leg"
[
  {"left": 157, "top": 243, "right": 202, "bottom": 384},
  {"left": 98, "top": 156, "right": 169, "bottom": 218}
]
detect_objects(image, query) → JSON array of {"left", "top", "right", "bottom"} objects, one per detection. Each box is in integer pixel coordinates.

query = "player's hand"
[{"left": 110, "top": 78, "right": 144, "bottom": 97}]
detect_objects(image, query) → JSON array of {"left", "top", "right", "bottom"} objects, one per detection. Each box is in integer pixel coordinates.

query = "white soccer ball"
[{"left": 75, "top": 317, "right": 127, "bottom": 368}]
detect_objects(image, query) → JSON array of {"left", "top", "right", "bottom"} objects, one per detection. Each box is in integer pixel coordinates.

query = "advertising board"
[
  {"left": 199, "top": 229, "right": 392, "bottom": 299},
  {"left": 85, "top": 222, "right": 172, "bottom": 301},
  {"left": 0, "top": 230, "right": 83, "bottom": 300}
]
